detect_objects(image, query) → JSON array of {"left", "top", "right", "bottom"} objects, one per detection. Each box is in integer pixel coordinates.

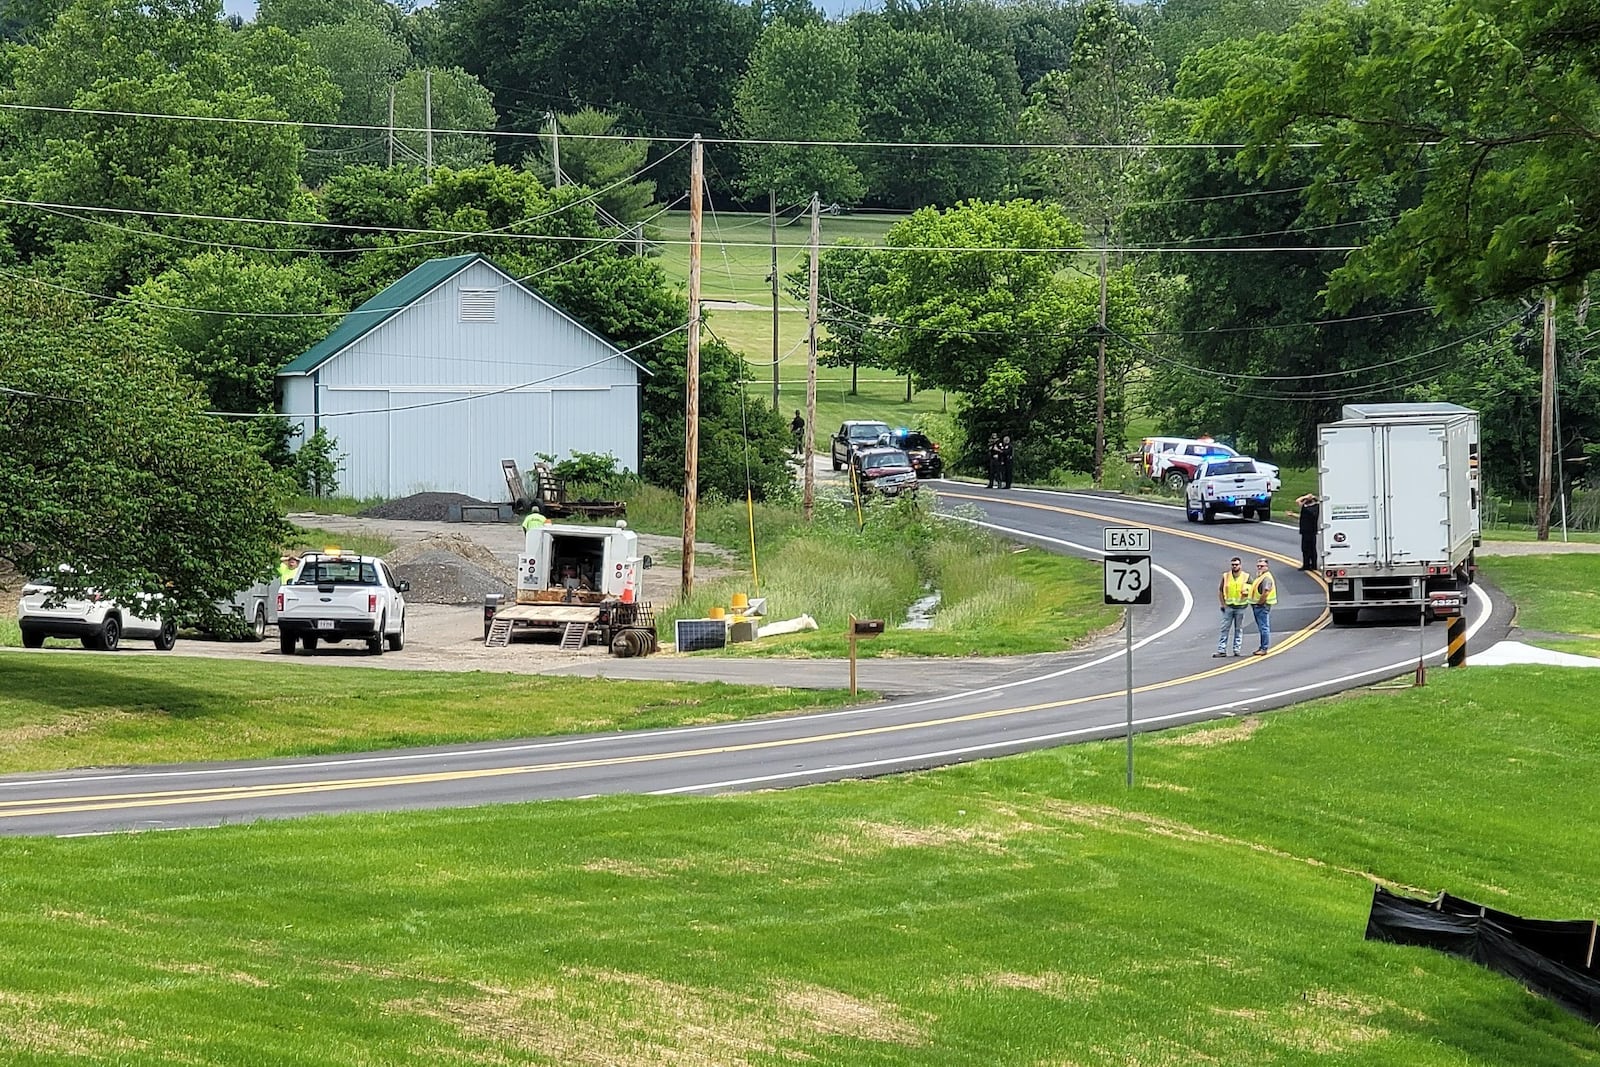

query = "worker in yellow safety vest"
[
  {"left": 277, "top": 553, "right": 300, "bottom": 584},
  {"left": 1215, "top": 556, "right": 1251, "bottom": 657},
  {"left": 1249, "top": 558, "right": 1277, "bottom": 656}
]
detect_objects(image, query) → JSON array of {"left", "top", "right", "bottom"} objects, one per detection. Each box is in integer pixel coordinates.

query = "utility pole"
[
  {"left": 770, "top": 189, "right": 779, "bottom": 410},
  {"left": 1537, "top": 290, "right": 1556, "bottom": 540},
  {"left": 681, "top": 135, "right": 704, "bottom": 597},
  {"left": 804, "top": 192, "right": 820, "bottom": 522},
  {"left": 548, "top": 111, "right": 561, "bottom": 188},
  {"left": 386, "top": 84, "right": 395, "bottom": 169},
  {"left": 1094, "top": 221, "right": 1109, "bottom": 485},
  {"left": 424, "top": 70, "right": 433, "bottom": 183}
]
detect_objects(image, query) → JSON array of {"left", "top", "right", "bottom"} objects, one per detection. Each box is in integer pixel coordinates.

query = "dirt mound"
[
  {"left": 360, "top": 492, "right": 487, "bottom": 522},
  {"left": 387, "top": 535, "right": 515, "bottom": 605}
]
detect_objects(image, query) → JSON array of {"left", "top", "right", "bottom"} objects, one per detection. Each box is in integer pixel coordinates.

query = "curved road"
[{"left": 0, "top": 486, "right": 1513, "bottom": 836}]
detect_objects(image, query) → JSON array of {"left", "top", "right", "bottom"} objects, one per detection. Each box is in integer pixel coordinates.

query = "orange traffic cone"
[{"left": 620, "top": 566, "right": 636, "bottom": 605}]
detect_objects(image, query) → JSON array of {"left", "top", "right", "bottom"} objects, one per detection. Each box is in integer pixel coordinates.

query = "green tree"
[
  {"left": 1145, "top": 0, "right": 1320, "bottom": 85},
  {"left": 1215, "top": 0, "right": 1600, "bottom": 314},
  {"left": 871, "top": 199, "right": 1144, "bottom": 476},
  {"left": 734, "top": 21, "right": 864, "bottom": 208},
  {"left": 848, "top": 19, "right": 1013, "bottom": 209},
  {"left": 1125, "top": 33, "right": 1440, "bottom": 460},
  {"left": 1018, "top": 0, "right": 1166, "bottom": 241},
  {"left": 391, "top": 66, "right": 497, "bottom": 171},
  {"left": 0, "top": 281, "right": 291, "bottom": 617},
  {"left": 121, "top": 252, "right": 345, "bottom": 415},
  {"left": 0, "top": 0, "right": 330, "bottom": 291},
  {"left": 527, "top": 108, "right": 657, "bottom": 225},
  {"left": 785, "top": 240, "right": 886, "bottom": 395}
]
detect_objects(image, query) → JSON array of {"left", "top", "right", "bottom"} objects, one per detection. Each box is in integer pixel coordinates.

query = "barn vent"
[{"left": 459, "top": 288, "right": 497, "bottom": 322}]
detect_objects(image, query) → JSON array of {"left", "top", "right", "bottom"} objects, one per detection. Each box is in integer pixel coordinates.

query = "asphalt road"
[{"left": 0, "top": 486, "right": 1513, "bottom": 836}]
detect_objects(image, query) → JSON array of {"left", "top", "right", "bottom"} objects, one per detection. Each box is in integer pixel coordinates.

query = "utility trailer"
[
  {"left": 482, "top": 518, "right": 657, "bottom": 654},
  {"left": 1318, "top": 408, "right": 1477, "bottom": 625},
  {"left": 500, "top": 458, "right": 625, "bottom": 521}
]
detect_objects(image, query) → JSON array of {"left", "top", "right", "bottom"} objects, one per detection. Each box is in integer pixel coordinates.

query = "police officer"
[
  {"left": 1294, "top": 493, "right": 1320, "bottom": 570},
  {"left": 790, "top": 410, "right": 806, "bottom": 455},
  {"left": 999, "top": 434, "right": 1014, "bottom": 489},
  {"left": 986, "top": 434, "right": 1002, "bottom": 488}
]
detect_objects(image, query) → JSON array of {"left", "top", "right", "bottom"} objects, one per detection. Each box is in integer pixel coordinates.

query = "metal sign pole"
[{"left": 1125, "top": 605, "right": 1134, "bottom": 787}]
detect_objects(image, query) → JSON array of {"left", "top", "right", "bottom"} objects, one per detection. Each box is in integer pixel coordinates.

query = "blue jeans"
[
  {"left": 1217, "top": 605, "right": 1247, "bottom": 653},
  {"left": 1252, "top": 605, "right": 1272, "bottom": 651}
]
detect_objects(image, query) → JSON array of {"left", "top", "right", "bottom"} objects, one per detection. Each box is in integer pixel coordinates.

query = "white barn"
[{"left": 277, "top": 253, "right": 647, "bottom": 502}]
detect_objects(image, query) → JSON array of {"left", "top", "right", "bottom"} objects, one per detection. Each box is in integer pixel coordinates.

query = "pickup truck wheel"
[
  {"left": 279, "top": 632, "right": 297, "bottom": 655},
  {"left": 93, "top": 615, "right": 122, "bottom": 651},
  {"left": 1241, "top": 506, "right": 1254, "bottom": 521},
  {"left": 302, "top": 634, "right": 319, "bottom": 652},
  {"left": 153, "top": 619, "right": 177, "bottom": 651},
  {"left": 1163, "top": 470, "right": 1188, "bottom": 493},
  {"left": 250, "top": 605, "right": 267, "bottom": 641},
  {"left": 1185, "top": 505, "right": 1198, "bottom": 523},
  {"left": 367, "top": 614, "right": 386, "bottom": 655},
  {"left": 1258, "top": 496, "right": 1272, "bottom": 519},
  {"left": 387, "top": 614, "right": 405, "bottom": 652},
  {"left": 831, "top": 457, "right": 841, "bottom": 471},
  {"left": 1201, "top": 504, "right": 1216, "bottom": 523},
  {"left": 21, "top": 629, "right": 44, "bottom": 649}
]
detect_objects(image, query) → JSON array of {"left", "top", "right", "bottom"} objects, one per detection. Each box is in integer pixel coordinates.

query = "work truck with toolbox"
[
  {"left": 1318, "top": 405, "right": 1478, "bottom": 625},
  {"left": 482, "top": 519, "right": 658, "bottom": 655},
  {"left": 276, "top": 551, "right": 409, "bottom": 655}
]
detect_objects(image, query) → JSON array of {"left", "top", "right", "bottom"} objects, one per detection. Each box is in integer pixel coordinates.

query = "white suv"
[
  {"left": 276, "top": 552, "right": 408, "bottom": 656},
  {"left": 18, "top": 573, "right": 177, "bottom": 652}
]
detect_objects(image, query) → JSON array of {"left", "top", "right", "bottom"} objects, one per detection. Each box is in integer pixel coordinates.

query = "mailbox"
[{"left": 852, "top": 618, "right": 885, "bottom": 635}]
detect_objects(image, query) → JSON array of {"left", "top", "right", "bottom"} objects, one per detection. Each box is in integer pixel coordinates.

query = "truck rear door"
[
  {"left": 1320, "top": 424, "right": 1382, "bottom": 567},
  {"left": 1383, "top": 422, "right": 1451, "bottom": 565}
]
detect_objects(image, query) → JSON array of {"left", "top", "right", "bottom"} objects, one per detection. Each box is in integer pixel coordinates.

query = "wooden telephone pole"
[
  {"left": 681, "top": 135, "right": 703, "bottom": 597},
  {"left": 770, "top": 190, "right": 780, "bottom": 410},
  {"left": 1094, "top": 222, "right": 1109, "bottom": 485},
  {"left": 1537, "top": 290, "right": 1557, "bottom": 540},
  {"left": 804, "top": 192, "right": 819, "bottom": 522}
]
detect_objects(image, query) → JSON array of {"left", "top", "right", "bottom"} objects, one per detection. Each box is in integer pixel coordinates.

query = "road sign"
[
  {"left": 1104, "top": 526, "right": 1151, "bottom": 554},
  {"left": 1104, "top": 554, "right": 1152, "bottom": 605}
]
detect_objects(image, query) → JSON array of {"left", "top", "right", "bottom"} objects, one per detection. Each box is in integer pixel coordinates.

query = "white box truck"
[{"left": 1318, "top": 408, "right": 1477, "bottom": 625}]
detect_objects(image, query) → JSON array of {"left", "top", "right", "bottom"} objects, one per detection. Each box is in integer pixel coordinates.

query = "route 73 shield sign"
[{"left": 1104, "top": 554, "right": 1152, "bottom": 605}]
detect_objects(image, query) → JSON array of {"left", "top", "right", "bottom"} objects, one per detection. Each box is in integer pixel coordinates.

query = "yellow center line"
[{"left": 5, "top": 494, "right": 1329, "bottom": 822}]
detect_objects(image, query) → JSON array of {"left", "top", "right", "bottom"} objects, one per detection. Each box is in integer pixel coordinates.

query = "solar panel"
[{"left": 675, "top": 619, "right": 728, "bottom": 652}]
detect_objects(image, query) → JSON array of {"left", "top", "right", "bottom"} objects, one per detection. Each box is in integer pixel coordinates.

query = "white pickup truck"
[
  {"left": 1184, "top": 457, "right": 1281, "bottom": 523},
  {"left": 276, "top": 552, "right": 409, "bottom": 656}
]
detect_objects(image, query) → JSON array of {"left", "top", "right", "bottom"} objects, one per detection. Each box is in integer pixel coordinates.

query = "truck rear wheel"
[
  {"left": 1202, "top": 504, "right": 1216, "bottom": 523},
  {"left": 302, "top": 634, "right": 319, "bottom": 651},
  {"left": 1163, "top": 470, "right": 1187, "bottom": 493},
  {"left": 280, "top": 632, "right": 297, "bottom": 655},
  {"left": 250, "top": 605, "right": 267, "bottom": 642},
  {"left": 367, "top": 614, "right": 386, "bottom": 655}
]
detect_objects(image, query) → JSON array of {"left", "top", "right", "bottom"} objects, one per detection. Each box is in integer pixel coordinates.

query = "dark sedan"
[{"left": 890, "top": 430, "right": 944, "bottom": 478}]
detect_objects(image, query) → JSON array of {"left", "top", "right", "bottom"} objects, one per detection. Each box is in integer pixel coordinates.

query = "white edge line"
[
  {"left": 1, "top": 519, "right": 1195, "bottom": 791},
  {"left": 652, "top": 583, "right": 1500, "bottom": 795}
]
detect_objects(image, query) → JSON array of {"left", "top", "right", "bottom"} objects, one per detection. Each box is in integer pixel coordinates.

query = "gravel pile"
[
  {"left": 387, "top": 535, "right": 515, "bottom": 605},
  {"left": 360, "top": 492, "right": 488, "bottom": 522}
]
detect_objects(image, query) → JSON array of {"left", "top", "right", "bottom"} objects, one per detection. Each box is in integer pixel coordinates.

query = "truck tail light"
[
  {"left": 276, "top": 592, "right": 284, "bottom": 612},
  {"left": 367, "top": 594, "right": 378, "bottom": 613}
]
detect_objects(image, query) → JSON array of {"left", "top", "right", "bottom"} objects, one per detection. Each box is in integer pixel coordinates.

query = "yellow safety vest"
[
  {"left": 1221, "top": 571, "right": 1252, "bottom": 605},
  {"left": 1251, "top": 570, "right": 1277, "bottom": 606}
]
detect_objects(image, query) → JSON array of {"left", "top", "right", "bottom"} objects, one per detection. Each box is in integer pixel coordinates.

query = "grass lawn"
[
  {"left": 653, "top": 210, "right": 902, "bottom": 303},
  {"left": 620, "top": 487, "right": 1119, "bottom": 657},
  {"left": 1478, "top": 555, "right": 1600, "bottom": 648},
  {"left": 2, "top": 667, "right": 1597, "bottom": 1064},
  {"left": 0, "top": 656, "right": 858, "bottom": 774}
]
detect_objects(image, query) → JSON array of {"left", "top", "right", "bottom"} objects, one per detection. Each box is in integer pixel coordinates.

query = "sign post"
[
  {"left": 1104, "top": 527, "right": 1153, "bottom": 786},
  {"left": 848, "top": 616, "right": 884, "bottom": 697}
]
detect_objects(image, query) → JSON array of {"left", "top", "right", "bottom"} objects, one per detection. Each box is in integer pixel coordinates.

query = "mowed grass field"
[{"left": 2, "top": 666, "right": 1598, "bottom": 1064}]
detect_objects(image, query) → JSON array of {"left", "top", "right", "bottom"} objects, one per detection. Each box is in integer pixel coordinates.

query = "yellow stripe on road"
[{"left": 3, "top": 493, "right": 1330, "bottom": 823}]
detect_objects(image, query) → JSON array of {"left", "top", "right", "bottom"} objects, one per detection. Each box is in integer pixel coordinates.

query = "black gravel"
[{"left": 359, "top": 492, "right": 488, "bottom": 522}]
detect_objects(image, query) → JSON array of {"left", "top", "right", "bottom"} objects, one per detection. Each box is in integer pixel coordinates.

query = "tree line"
[{"left": 2, "top": 0, "right": 1596, "bottom": 609}]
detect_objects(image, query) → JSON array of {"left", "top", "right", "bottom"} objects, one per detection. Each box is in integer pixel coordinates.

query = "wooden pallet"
[{"left": 559, "top": 620, "right": 590, "bottom": 650}]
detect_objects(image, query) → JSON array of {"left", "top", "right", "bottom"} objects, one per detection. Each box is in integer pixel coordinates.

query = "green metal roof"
[{"left": 278, "top": 253, "right": 481, "bottom": 376}]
